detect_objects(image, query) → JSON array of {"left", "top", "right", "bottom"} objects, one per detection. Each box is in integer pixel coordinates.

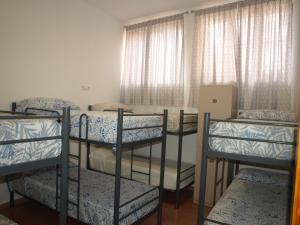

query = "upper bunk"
[
  {"left": 12, "top": 98, "right": 168, "bottom": 149},
  {"left": 0, "top": 109, "right": 70, "bottom": 176},
  {"left": 204, "top": 110, "right": 298, "bottom": 169},
  {"left": 0, "top": 107, "right": 70, "bottom": 225},
  {"left": 89, "top": 103, "right": 198, "bottom": 136}
]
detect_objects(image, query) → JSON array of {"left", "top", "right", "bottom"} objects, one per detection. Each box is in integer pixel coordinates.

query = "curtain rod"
[
  {"left": 124, "top": 0, "right": 238, "bottom": 26},
  {"left": 190, "top": 0, "right": 242, "bottom": 13},
  {"left": 125, "top": 0, "right": 289, "bottom": 27},
  {"left": 191, "top": 0, "right": 292, "bottom": 14},
  {"left": 125, "top": 11, "right": 187, "bottom": 28}
]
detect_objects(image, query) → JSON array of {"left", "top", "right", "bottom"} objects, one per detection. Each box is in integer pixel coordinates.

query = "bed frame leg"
[
  {"left": 9, "top": 191, "right": 14, "bottom": 207},
  {"left": 235, "top": 161, "right": 240, "bottom": 175},
  {"left": 86, "top": 143, "right": 90, "bottom": 170},
  {"left": 11, "top": 102, "right": 16, "bottom": 112},
  {"left": 175, "top": 110, "right": 184, "bottom": 209},
  {"left": 197, "top": 113, "right": 210, "bottom": 225},
  {"left": 157, "top": 109, "right": 168, "bottom": 225},
  {"left": 60, "top": 107, "right": 70, "bottom": 225},
  {"left": 114, "top": 108, "right": 124, "bottom": 225}
]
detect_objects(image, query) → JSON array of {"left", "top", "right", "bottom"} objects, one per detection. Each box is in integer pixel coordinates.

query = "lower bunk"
[
  {"left": 89, "top": 147, "right": 195, "bottom": 190},
  {"left": 0, "top": 214, "right": 18, "bottom": 225},
  {"left": 10, "top": 167, "right": 159, "bottom": 225},
  {"left": 206, "top": 168, "right": 290, "bottom": 225}
]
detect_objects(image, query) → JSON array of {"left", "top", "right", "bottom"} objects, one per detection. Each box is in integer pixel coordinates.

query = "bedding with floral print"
[{"left": 15, "top": 97, "right": 80, "bottom": 112}]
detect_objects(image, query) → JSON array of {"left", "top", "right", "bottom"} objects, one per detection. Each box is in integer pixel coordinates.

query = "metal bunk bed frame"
[
  {"left": 87, "top": 106, "right": 197, "bottom": 209},
  {"left": 71, "top": 108, "right": 168, "bottom": 225},
  {"left": 167, "top": 110, "right": 197, "bottom": 208},
  {"left": 13, "top": 103, "right": 168, "bottom": 225},
  {"left": 3, "top": 105, "right": 70, "bottom": 225},
  {"left": 197, "top": 112, "right": 297, "bottom": 225}
]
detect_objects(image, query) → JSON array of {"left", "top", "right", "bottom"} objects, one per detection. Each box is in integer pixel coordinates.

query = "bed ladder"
[
  {"left": 56, "top": 152, "right": 81, "bottom": 223},
  {"left": 212, "top": 158, "right": 225, "bottom": 205},
  {"left": 130, "top": 143, "right": 153, "bottom": 185},
  {"left": 56, "top": 115, "right": 87, "bottom": 224}
]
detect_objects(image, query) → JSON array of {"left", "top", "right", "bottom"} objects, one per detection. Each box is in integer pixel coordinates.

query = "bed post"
[
  {"left": 235, "top": 161, "right": 240, "bottom": 175},
  {"left": 5, "top": 176, "right": 15, "bottom": 207},
  {"left": 197, "top": 113, "right": 210, "bottom": 225},
  {"left": 86, "top": 106, "right": 91, "bottom": 169},
  {"left": 157, "top": 109, "right": 168, "bottom": 225},
  {"left": 9, "top": 191, "right": 14, "bottom": 207},
  {"left": 175, "top": 110, "right": 184, "bottom": 208},
  {"left": 86, "top": 143, "right": 91, "bottom": 169},
  {"left": 114, "top": 108, "right": 123, "bottom": 225},
  {"left": 60, "top": 107, "right": 70, "bottom": 225},
  {"left": 11, "top": 102, "right": 16, "bottom": 112}
]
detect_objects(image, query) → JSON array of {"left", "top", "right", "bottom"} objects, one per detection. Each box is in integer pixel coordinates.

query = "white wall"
[
  {"left": 0, "top": 0, "right": 123, "bottom": 204},
  {"left": 0, "top": 0, "right": 123, "bottom": 110}
]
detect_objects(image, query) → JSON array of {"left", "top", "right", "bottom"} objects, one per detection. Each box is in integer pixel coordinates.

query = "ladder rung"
[
  {"left": 69, "top": 154, "right": 79, "bottom": 159},
  {"left": 68, "top": 200, "right": 79, "bottom": 206},
  {"left": 68, "top": 177, "right": 79, "bottom": 182},
  {"left": 216, "top": 179, "right": 223, "bottom": 185},
  {"left": 132, "top": 170, "right": 150, "bottom": 176}
]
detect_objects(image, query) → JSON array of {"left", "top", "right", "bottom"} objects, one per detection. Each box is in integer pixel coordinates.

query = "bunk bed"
[
  {"left": 197, "top": 111, "right": 298, "bottom": 225},
  {"left": 9, "top": 100, "right": 168, "bottom": 225},
  {"left": 0, "top": 108, "right": 70, "bottom": 225},
  {"left": 88, "top": 105, "right": 197, "bottom": 208}
]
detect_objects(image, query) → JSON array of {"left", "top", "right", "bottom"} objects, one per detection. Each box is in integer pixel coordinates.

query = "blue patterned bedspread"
[
  {"left": 205, "top": 168, "right": 289, "bottom": 225},
  {"left": 0, "top": 215, "right": 18, "bottom": 225},
  {"left": 0, "top": 119, "right": 61, "bottom": 167},
  {"left": 11, "top": 167, "right": 159, "bottom": 225},
  {"left": 209, "top": 119, "right": 297, "bottom": 160},
  {"left": 70, "top": 111, "right": 162, "bottom": 144}
]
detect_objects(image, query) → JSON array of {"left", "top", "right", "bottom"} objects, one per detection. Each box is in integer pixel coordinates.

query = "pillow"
[
  {"left": 16, "top": 97, "right": 80, "bottom": 112},
  {"left": 91, "top": 102, "right": 132, "bottom": 112},
  {"left": 238, "top": 110, "right": 298, "bottom": 122}
]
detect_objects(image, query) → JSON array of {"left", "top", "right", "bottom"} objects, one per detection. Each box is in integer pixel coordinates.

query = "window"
[
  {"left": 121, "top": 15, "right": 184, "bottom": 106},
  {"left": 189, "top": 0, "right": 293, "bottom": 111}
]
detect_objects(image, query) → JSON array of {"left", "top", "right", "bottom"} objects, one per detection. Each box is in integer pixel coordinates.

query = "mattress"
[
  {"left": 89, "top": 147, "right": 195, "bottom": 190},
  {"left": 209, "top": 119, "right": 297, "bottom": 160},
  {"left": 0, "top": 215, "right": 18, "bottom": 225},
  {"left": 167, "top": 113, "right": 197, "bottom": 133},
  {"left": 0, "top": 118, "right": 61, "bottom": 167},
  {"left": 205, "top": 168, "right": 289, "bottom": 225},
  {"left": 89, "top": 107, "right": 197, "bottom": 133},
  {"left": 11, "top": 167, "right": 159, "bottom": 225},
  {"left": 69, "top": 111, "right": 162, "bottom": 144},
  {"left": 238, "top": 110, "right": 298, "bottom": 122}
]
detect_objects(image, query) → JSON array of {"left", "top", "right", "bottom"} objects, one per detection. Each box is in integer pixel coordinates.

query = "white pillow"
[
  {"left": 16, "top": 97, "right": 80, "bottom": 112},
  {"left": 238, "top": 110, "right": 298, "bottom": 122}
]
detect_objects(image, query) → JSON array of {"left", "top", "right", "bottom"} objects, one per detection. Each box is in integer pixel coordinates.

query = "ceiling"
[{"left": 83, "top": 0, "right": 207, "bottom": 23}]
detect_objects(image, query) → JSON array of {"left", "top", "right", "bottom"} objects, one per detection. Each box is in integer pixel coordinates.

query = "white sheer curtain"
[
  {"left": 239, "top": 0, "right": 293, "bottom": 110},
  {"left": 189, "top": 0, "right": 293, "bottom": 111},
  {"left": 121, "top": 15, "right": 184, "bottom": 106},
  {"left": 189, "top": 4, "right": 239, "bottom": 106}
]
